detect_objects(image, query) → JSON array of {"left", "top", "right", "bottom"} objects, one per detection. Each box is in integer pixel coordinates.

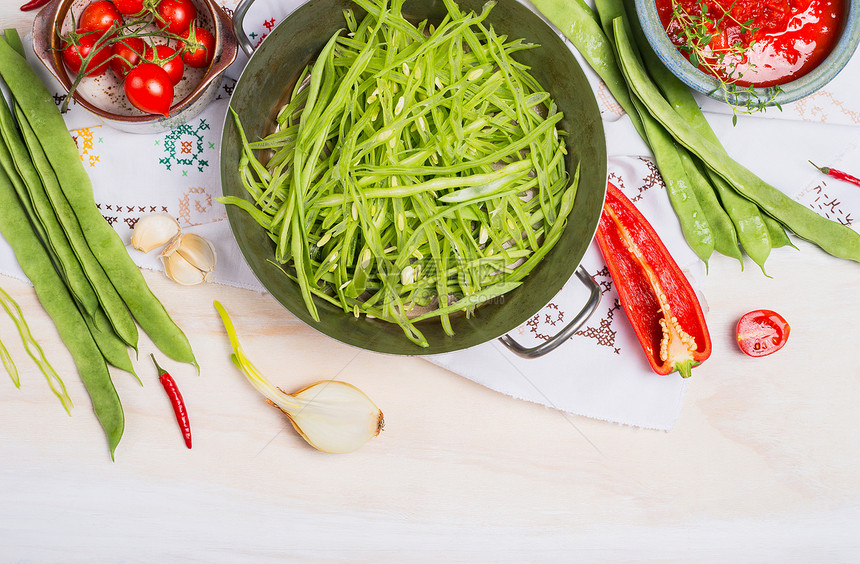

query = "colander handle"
[
  {"left": 232, "top": 0, "right": 258, "bottom": 57},
  {"left": 497, "top": 266, "right": 601, "bottom": 359}
]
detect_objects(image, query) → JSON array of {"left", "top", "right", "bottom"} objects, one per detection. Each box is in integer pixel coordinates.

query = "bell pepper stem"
[{"left": 675, "top": 359, "right": 695, "bottom": 379}]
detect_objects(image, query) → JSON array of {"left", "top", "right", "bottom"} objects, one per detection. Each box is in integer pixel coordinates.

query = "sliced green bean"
[
  {"left": 0, "top": 337, "right": 17, "bottom": 388},
  {"left": 0, "top": 285, "right": 73, "bottom": 412},
  {"left": 223, "top": 1, "right": 577, "bottom": 346}
]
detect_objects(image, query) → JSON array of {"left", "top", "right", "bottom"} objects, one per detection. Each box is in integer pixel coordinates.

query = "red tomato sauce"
[{"left": 656, "top": 0, "right": 845, "bottom": 87}]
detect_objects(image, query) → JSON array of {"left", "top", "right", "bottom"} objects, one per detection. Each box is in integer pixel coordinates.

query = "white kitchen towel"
[
  {"left": 428, "top": 155, "right": 707, "bottom": 431},
  {"left": 2, "top": 0, "right": 859, "bottom": 430}
]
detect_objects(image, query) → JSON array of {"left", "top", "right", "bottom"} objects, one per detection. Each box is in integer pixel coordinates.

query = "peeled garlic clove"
[
  {"left": 131, "top": 213, "right": 181, "bottom": 253},
  {"left": 160, "top": 233, "right": 216, "bottom": 285}
]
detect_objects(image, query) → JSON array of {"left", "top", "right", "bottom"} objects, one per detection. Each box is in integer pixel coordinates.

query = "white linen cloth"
[{"left": 2, "top": 0, "right": 859, "bottom": 430}]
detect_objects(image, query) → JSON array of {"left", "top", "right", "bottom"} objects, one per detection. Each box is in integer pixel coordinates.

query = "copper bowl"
[{"left": 32, "top": 0, "right": 237, "bottom": 133}]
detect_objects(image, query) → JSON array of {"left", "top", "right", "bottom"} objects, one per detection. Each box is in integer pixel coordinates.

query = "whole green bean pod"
[
  {"left": 676, "top": 149, "right": 744, "bottom": 262},
  {"left": 0, "top": 37, "right": 196, "bottom": 366},
  {"left": 612, "top": 18, "right": 860, "bottom": 263},
  {"left": 0, "top": 97, "right": 101, "bottom": 316},
  {"left": 0, "top": 156, "right": 123, "bottom": 459},
  {"left": 634, "top": 98, "right": 714, "bottom": 263},
  {"left": 591, "top": 0, "right": 714, "bottom": 263},
  {"left": 15, "top": 108, "right": 140, "bottom": 346},
  {"left": 619, "top": 0, "right": 743, "bottom": 262},
  {"left": 762, "top": 213, "right": 796, "bottom": 249},
  {"left": 617, "top": 7, "right": 771, "bottom": 269},
  {"left": 707, "top": 171, "right": 772, "bottom": 271},
  {"left": 531, "top": 0, "right": 647, "bottom": 141}
]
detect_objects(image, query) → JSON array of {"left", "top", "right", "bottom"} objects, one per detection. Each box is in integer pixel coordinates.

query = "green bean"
[
  {"left": 0, "top": 148, "right": 123, "bottom": 459},
  {"left": 590, "top": 0, "right": 715, "bottom": 263},
  {"left": 612, "top": 18, "right": 860, "bottom": 262},
  {"left": 84, "top": 305, "right": 137, "bottom": 380},
  {"left": 410, "top": 281, "right": 521, "bottom": 322},
  {"left": 0, "top": 97, "right": 100, "bottom": 316},
  {"left": 676, "top": 148, "right": 744, "bottom": 263},
  {"left": 224, "top": 1, "right": 576, "bottom": 346},
  {"left": 0, "top": 337, "right": 16, "bottom": 387},
  {"left": 634, "top": 96, "right": 714, "bottom": 263},
  {"left": 531, "top": 0, "right": 647, "bottom": 141},
  {"left": 707, "top": 171, "right": 771, "bottom": 271},
  {"left": 15, "top": 107, "right": 140, "bottom": 346},
  {"left": 0, "top": 36, "right": 196, "bottom": 366},
  {"left": 0, "top": 285, "right": 73, "bottom": 411},
  {"left": 762, "top": 211, "right": 796, "bottom": 250},
  {"left": 618, "top": 8, "right": 772, "bottom": 268}
]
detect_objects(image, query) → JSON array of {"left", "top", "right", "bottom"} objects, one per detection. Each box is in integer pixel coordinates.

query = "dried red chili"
[
  {"left": 809, "top": 161, "right": 860, "bottom": 188},
  {"left": 20, "top": 0, "right": 51, "bottom": 11},
  {"left": 596, "top": 183, "right": 712, "bottom": 378},
  {"left": 152, "top": 354, "right": 192, "bottom": 449}
]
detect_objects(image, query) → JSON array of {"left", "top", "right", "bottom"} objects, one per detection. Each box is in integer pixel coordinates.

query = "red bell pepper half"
[{"left": 596, "top": 183, "right": 712, "bottom": 378}]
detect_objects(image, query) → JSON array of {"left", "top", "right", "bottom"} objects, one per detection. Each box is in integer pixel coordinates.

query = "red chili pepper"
[
  {"left": 810, "top": 161, "right": 860, "bottom": 187},
  {"left": 596, "top": 183, "right": 712, "bottom": 378},
  {"left": 152, "top": 354, "right": 192, "bottom": 449},
  {"left": 20, "top": 0, "right": 51, "bottom": 11}
]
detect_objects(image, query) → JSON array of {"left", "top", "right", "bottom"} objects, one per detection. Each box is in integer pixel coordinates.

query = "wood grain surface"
[{"left": 1, "top": 4, "right": 860, "bottom": 561}]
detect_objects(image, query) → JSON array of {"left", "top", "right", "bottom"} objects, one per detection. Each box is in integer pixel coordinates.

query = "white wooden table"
[{"left": 2, "top": 4, "right": 860, "bottom": 561}]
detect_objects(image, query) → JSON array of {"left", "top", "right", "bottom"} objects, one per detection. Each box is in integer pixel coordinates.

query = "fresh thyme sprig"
[{"left": 669, "top": 0, "right": 783, "bottom": 123}]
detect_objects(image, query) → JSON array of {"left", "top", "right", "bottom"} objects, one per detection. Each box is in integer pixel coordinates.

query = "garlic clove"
[
  {"left": 161, "top": 253, "right": 207, "bottom": 285},
  {"left": 175, "top": 233, "right": 217, "bottom": 275},
  {"left": 131, "top": 213, "right": 181, "bottom": 254},
  {"left": 160, "top": 233, "right": 217, "bottom": 285}
]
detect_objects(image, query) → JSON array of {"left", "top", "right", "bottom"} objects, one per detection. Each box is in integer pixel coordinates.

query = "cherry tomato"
[
  {"left": 144, "top": 44, "right": 185, "bottom": 85},
  {"left": 77, "top": 0, "right": 123, "bottom": 38},
  {"left": 109, "top": 36, "right": 146, "bottom": 79},
  {"left": 179, "top": 26, "right": 215, "bottom": 68},
  {"left": 736, "top": 309, "right": 791, "bottom": 357},
  {"left": 61, "top": 34, "right": 111, "bottom": 77},
  {"left": 112, "top": 0, "right": 145, "bottom": 15},
  {"left": 124, "top": 62, "right": 174, "bottom": 116},
  {"left": 155, "top": 0, "right": 197, "bottom": 35}
]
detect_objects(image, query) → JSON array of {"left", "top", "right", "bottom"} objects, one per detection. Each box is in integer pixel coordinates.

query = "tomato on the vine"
[
  {"left": 179, "top": 25, "right": 215, "bottom": 68},
  {"left": 124, "top": 62, "right": 174, "bottom": 116},
  {"left": 112, "top": 0, "right": 145, "bottom": 15},
  {"left": 109, "top": 36, "right": 146, "bottom": 79},
  {"left": 736, "top": 309, "right": 791, "bottom": 357},
  {"left": 61, "top": 34, "right": 111, "bottom": 77},
  {"left": 146, "top": 44, "right": 185, "bottom": 85},
  {"left": 77, "top": 0, "right": 123, "bottom": 38},
  {"left": 155, "top": 0, "right": 197, "bottom": 35}
]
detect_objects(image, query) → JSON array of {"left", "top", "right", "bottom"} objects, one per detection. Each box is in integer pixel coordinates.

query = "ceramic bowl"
[
  {"left": 633, "top": 0, "right": 860, "bottom": 106},
  {"left": 32, "top": 0, "right": 237, "bottom": 133}
]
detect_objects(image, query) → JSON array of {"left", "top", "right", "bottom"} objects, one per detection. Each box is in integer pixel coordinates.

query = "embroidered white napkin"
[{"left": 2, "top": 0, "right": 859, "bottom": 431}]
